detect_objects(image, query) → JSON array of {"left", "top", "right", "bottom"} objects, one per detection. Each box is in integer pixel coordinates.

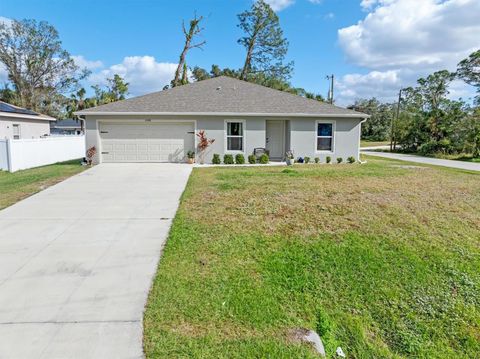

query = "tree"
[
  {"left": 92, "top": 74, "right": 129, "bottom": 105},
  {"left": 0, "top": 19, "right": 89, "bottom": 116},
  {"left": 352, "top": 98, "right": 394, "bottom": 141},
  {"left": 457, "top": 49, "right": 480, "bottom": 105},
  {"left": 237, "top": 0, "right": 292, "bottom": 81},
  {"left": 172, "top": 14, "right": 205, "bottom": 88}
]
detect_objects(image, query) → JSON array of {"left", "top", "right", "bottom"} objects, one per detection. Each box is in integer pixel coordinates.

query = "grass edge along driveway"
[
  {"left": 144, "top": 156, "right": 480, "bottom": 358},
  {"left": 0, "top": 159, "right": 85, "bottom": 210}
]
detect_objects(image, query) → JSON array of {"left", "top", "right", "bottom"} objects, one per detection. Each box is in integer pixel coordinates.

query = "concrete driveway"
[
  {"left": 363, "top": 151, "right": 480, "bottom": 172},
  {"left": 0, "top": 164, "right": 192, "bottom": 359}
]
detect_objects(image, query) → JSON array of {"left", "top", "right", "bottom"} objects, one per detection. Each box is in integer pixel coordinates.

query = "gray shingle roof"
[{"left": 77, "top": 76, "right": 367, "bottom": 117}]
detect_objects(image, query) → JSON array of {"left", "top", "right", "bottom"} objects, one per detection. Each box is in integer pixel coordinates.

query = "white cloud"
[
  {"left": 336, "top": 70, "right": 402, "bottom": 105},
  {"left": 72, "top": 55, "right": 103, "bottom": 70},
  {"left": 264, "top": 0, "right": 295, "bottom": 11},
  {"left": 336, "top": 0, "right": 480, "bottom": 104},
  {"left": 324, "top": 12, "right": 335, "bottom": 19},
  {"left": 88, "top": 56, "right": 178, "bottom": 96},
  {"left": 308, "top": 0, "right": 323, "bottom": 3}
]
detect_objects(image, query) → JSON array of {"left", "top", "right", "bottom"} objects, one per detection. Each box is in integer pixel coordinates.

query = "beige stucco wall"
[
  {"left": 83, "top": 114, "right": 363, "bottom": 163},
  {"left": 0, "top": 116, "right": 51, "bottom": 140}
]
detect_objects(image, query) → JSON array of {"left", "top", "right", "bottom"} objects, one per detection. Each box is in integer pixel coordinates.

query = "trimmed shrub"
[
  {"left": 259, "top": 153, "right": 269, "bottom": 164},
  {"left": 212, "top": 154, "right": 221, "bottom": 164},
  {"left": 314, "top": 157, "right": 320, "bottom": 163},
  {"left": 326, "top": 156, "right": 332, "bottom": 164},
  {"left": 235, "top": 154, "right": 245, "bottom": 164},
  {"left": 347, "top": 156, "right": 356, "bottom": 164},
  {"left": 248, "top": 154, "right": 257, "bottom": 164},
  {"left": 304, "top": 156, "right": 311, "bottom": 164},
  {"left": 223, "top": 154, "right": 234, "bottom": 164},
  {"left": 336, "top": 157, "right": 343, "bottom": 164}
]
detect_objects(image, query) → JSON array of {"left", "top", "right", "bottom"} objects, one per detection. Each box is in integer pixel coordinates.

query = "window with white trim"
[
  {"left": 226, "top": 121, "right": 244, "bottom": 151},
  {"left": 12, "top": 124, "right": 20, "bottom": 140},
  {"left": 316, "top": 122, "right": 333, "bottom": 151}
]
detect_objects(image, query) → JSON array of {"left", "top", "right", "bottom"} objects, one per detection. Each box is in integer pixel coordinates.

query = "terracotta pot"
[{"left": 187, "top": 157, "right": 195, "bottom": 164}]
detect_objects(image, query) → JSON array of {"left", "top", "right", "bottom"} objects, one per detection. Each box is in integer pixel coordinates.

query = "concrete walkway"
[
  {"left": 363, "top": 151, "right": 480, "bottom": 172},
  {"left": 0, "top": 164, "right": 192, "bottom": 359}
]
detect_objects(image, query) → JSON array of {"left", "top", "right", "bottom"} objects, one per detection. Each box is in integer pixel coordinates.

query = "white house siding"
[
  {"left": 290, "top": 117, "right": 362, "bottom": 162},
  {"left": 0, "top": 116, "right": 51, "bottom": 140},
  {"left": 84, "top": 115, "right": 362, "bottom": 163}
]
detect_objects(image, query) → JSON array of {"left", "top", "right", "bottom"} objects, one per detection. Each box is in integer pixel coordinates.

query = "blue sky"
[{"left": 1, "top": 0, "right": 478, "bottom": 105}]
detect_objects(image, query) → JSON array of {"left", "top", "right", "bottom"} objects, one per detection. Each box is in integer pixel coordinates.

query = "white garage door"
[{"left": 99, "top": 122, "right": 195, "bottom": 163}]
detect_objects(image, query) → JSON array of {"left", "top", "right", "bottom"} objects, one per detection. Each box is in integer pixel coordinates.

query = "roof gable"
[{"left": 77, "top": 76, "right": 366, "bottom": 117}]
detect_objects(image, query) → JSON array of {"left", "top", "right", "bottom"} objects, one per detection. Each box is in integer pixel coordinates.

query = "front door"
[{"left": 266, "top": 120, "right": 284, "bottom": 160}]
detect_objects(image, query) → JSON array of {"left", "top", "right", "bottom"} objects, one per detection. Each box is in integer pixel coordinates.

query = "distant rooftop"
[{"left": 0, "top": 101, "right": 55, "bottom": 120}]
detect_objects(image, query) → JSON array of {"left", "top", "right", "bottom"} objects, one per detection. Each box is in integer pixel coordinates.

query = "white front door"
[
  {"left": 99, "top": 122, "right": 195, "bottom": 163},
  {"left": 266, "top": 120, "right": 285, "bottom": 160}
]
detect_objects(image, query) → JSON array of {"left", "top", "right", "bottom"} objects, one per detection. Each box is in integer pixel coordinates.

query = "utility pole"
[
  {"left": 390, "top": 88, "right": 403, "bottom": 151},
  {"left": 326, "top": 74, "right": 334, "bottom": 104}
]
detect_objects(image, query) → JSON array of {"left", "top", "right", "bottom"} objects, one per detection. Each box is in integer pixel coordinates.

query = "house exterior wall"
[
  {"left": 0, "top": 116, "right": 51, "bottom": 140},
  {"left": 290, "top": 117, "right": 362, "bottom": 162},
  {"left": 83, "top": 114, "right": 363, "bottom": 163}
]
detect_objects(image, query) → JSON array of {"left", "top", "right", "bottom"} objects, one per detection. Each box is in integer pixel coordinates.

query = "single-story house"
[
  {"left": 75, "top": 76, "right": 368, "bottom": 164},
  {"left": 50, "top": 119, "right": 84, "bottom": 135},
  {"left": 0, "top": 101, "right": 55, "bottom": 140}
]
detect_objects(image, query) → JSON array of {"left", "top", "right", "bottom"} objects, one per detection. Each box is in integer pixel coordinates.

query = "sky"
[{"left": 0, "top": 0, "right": 479, "bottom": 105}]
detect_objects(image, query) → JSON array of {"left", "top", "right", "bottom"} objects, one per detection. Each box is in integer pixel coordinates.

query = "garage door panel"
[{"left": 99, "top": 122, "right": 194, "bottom": 163}]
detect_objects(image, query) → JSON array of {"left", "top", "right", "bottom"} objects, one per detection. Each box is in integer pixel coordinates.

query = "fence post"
[{"left": 6, "top": 139, "right": 13, "bottom": 172}]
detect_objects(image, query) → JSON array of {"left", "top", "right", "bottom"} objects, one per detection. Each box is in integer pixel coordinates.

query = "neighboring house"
[
  {"left": 0, "top": 101, "right": 55, "bottom": 140},
  {"left": 50, "top": 119, "right": 84, "bottom": 135},
  {"left": 76, "top": 76, "right": 368, "bottom": 164}
]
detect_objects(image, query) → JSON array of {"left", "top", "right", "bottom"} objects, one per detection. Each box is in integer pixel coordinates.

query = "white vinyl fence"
[{"left": 0, "top": 136, "right": 85, "bottom": 172}]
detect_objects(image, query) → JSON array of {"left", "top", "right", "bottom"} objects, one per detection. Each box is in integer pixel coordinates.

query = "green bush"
[
  {"left": 336, "top": 157, "right": 343, "bottom": 164},
  {"left": 347, "top": 156, "right": 356, "bottom": 164},
  {"left": 235, "top": 154, "right": 245, "bottom": 164},
  {"left": 314, "top": 157, "right": 320, "bottom": 163},
  {"left": 212, "top": 154, "right": 221, "bottom": 164},
  {"left": 326, "top": 156, "right": 332, "bottom": 164},
  {"left": 248, "top": 154, "right": 257, "bottom": 164},
  {"left": 259, "top": 153, "right": 269, "bottom": 164},
  {"left": 223, "top": 154, "right": 234, "bottom": 164},
  {"left": 304, "top": 156, "right": 310, "bottom": 164}
]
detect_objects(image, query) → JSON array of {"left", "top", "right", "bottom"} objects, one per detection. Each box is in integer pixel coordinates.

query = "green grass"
[
  {"left": 0, "top": 159, "right": 85, "bottom": 209},
  {"left": 360, "top": 140, "right": 390, "bottom": 147},
  {"left": 144, "top": 157, "right": 480, "bottom": 358}
]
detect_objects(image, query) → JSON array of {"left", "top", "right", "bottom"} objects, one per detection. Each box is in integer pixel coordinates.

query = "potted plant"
[
  {"left": 86, "top": 146, "right": 96, "bottom": 166},
  {"left": 285, "top": 150, "right": 295, "bottom": 165},
  {"left": 196, "top": 130, "right": 215, "bottom": 164},
  {"left": 186, "top": 150, "right": 195, "bottom": 164}
]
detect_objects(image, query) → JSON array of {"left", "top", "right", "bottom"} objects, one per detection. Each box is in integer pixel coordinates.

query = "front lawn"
[
  {"left": 360, "top": 140, "right": 390, "bottom": 147},
  {"left": 0, "top": 159, "right": 85, "bottom": 210},
  {"left": 144, "top": 157, "right": 480, "bottom": 358}
]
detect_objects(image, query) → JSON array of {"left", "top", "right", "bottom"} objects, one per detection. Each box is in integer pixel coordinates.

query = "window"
[
  {"left": 12, "top": 124, "right": 20, "bottom": 140},
  {"left": 226, "top": 121, "right": 244, "bottom": 151},
  {"left": 316, "top": 122, "right": 334, "bottom": 151}
]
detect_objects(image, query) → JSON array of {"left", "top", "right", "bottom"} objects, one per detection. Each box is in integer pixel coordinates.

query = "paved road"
[
  {"left": 363, "top": 151, "right": 480, "bottom": 172},
  {"left": 0, "top": 164, "right": 192, "bottom": 359}
]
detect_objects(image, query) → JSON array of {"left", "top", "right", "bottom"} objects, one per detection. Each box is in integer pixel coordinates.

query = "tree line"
[
  {"left": 354, "top": 50, "right": 479, "bottom": 158},
  {"left": 0, "top": 0, "right": 477, "bottom": 158},
  {"left": 0, "top": 0, "right": 324, "bottom": 119}
]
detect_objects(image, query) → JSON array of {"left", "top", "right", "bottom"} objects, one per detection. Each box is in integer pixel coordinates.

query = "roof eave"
[
  {"left": 0, "top": 111, "right": 56, "bottom": 121},
  {"left": 74, "top": 111, "right": 369, "bottom": 118}
]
